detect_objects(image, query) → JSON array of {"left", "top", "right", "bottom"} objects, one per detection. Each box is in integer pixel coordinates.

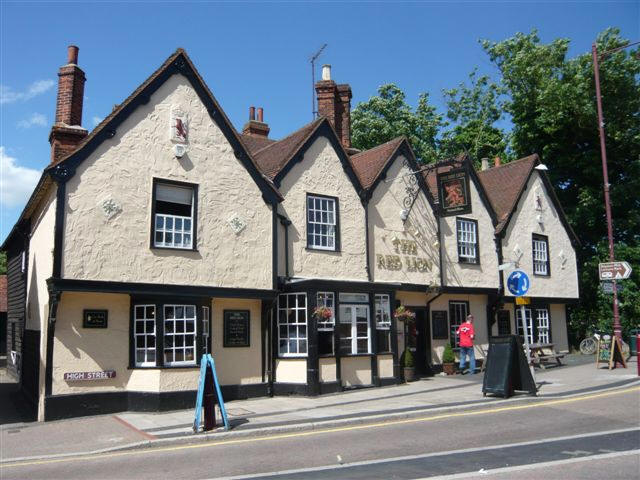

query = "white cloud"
[
  {"left": 17, "top": 113, "right": 48, "bottom": 129},
  {"left": 0, "top": 147, "right": 41, "bottom": 208},
  {"left": 92, "top": 116, "right": 103, "bottom": 127},
  {"left": 0, "top": 79, "right": 55, "bottom": 104}
]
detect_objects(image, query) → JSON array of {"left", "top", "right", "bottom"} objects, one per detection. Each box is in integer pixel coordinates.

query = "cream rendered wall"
[
  {"left": 319, "top": 357, "right": 337, "bottom": 382},
  {"left": 428, "top": 294, "right": 489, "bottom": 364},
  {"left": 341, "top": 356, "right": 372, "bottom": 386},
  {"left": 26, "top": 186, "right": 56, "bottom": 332},
  {"left": 25, "top": 186, "right": 57, "bottom": 421},
  {"left": 369, "top": 155, "right": 439, "bottom": 286},
  {"left": 275, "top": 358, "right": 307, "bottom": 383},
  {"left": 501, "top": 172, "right": 578, "bottom": 299},
  {"left": 211, "top": 298, "right": 263, "bottom": 385},
  {"left": 377, "top": 354, "right": 394, "bottom": 378},
  {"left": 440, "top": 179, "right": 499, "bottom": 289},
  {"left": 62, "top": 74, "right": 273, "bottom": 289},
  {"left": 550, "top": 304, "right": 569, "bottom": 352},
  {"left": 278, "top": 136, "right": 367, "bottom": 281}
]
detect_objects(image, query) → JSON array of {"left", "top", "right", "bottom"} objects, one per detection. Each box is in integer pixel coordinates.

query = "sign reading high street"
[{"left": 64, "top": 370, "right": 116, "bottom": 381}]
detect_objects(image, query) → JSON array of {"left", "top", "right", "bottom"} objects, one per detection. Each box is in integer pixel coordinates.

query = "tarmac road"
[{"left": 2, "top": 386, "right": 638, "bottom": 480}]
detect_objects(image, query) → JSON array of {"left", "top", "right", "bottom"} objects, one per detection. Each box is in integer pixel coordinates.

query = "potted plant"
[
  {"left": 401, "top": 347, "right": 416, "bottom": 382},
  {"left": 312, "top": 306, "right": 333, "bottom": 322},
  {"left": 442, "top": 343, "right": 456, "bottom": 375},
  {"left": 394, "top": 306, "right": 416, "bottom": 324}
]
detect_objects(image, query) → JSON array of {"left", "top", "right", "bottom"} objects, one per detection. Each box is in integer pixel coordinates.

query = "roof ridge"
[
  {"left": 252, "top": 117, "right": 324, "bottom": 157},
  {"left": 351, "top": 136, "right": 405, "bottom": 159},
  {"left": 479, "top": 154, "right": 538, "bottom": 174}
]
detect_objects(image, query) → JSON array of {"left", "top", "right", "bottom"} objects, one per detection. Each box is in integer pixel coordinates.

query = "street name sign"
[
  {"left": 507, "top": 270, "right": 530, "bottom": 297},
  {"left": 598, "top": 261, "right": 632, "bottom": 280}
]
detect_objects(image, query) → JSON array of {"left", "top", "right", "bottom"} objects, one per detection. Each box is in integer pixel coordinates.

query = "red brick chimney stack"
[
  {"left": 494, "top": 156, "right": 501, "bottom": 167},
  {"left": 49, "top": 45, "right": 88, "bottom": 164},
  {"left": 315, "top": 64, "right": 352, "bottom": 150},
  {"left": 242, "top": 106, "right": 270, "bottom": 138}
]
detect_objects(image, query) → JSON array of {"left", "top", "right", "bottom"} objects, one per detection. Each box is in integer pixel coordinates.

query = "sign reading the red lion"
[{"left": 437, "top": 169, "right": 471, "bottom": 216}]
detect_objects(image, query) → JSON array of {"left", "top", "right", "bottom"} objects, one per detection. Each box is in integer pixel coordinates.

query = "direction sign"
[
  {"left": 507, "top": 270, "right": 530, "bottom": 297},
  {"left": 598, "top": 261, "right": 632, "bottom": 281},
  {"left": 601, "top": 281, "right": 620, "bottom": 294}
]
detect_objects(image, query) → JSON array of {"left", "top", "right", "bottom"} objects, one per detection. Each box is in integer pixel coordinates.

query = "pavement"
[{"left": 1, "top": 354, "right": 638, "bottom": 464}]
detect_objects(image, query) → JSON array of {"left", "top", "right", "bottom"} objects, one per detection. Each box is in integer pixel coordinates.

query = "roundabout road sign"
[{"left": 507, "top": 270, "right": 530, "bottom": 297}]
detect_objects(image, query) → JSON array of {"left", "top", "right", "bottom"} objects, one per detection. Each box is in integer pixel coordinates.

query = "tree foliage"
[
  {"left": 0, "top": 251, "right": 5, "bottom": 275},
  {"left": 351, "top": 84, "right": 443, "bottom": 163},
  {"left": 350, "top": 27, "right": 640, "bottom": 343}
]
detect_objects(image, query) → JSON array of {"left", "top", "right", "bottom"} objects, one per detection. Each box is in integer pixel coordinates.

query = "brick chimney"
[
  {"left": 315, "top": 65, "right": 352, "bottom": 150},
  {"left": 494, "top": 156, "right": 501, "bottom": 167},
  {"left": 242, "top": 106, "right": 270, "bottom": 138},
  {"left": 49, "top": 45, "right": 88, "bottom": 164}
]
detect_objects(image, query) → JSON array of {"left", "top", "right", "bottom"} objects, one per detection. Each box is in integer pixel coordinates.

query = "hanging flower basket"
[
  {"left": 393, "top": 306, "right": 416, "bottom": 324},
  {"left": 313, "top": 306, "right": 333, "bottom": 321}
]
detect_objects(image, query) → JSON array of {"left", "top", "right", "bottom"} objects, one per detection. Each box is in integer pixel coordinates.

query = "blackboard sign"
[
  {"left": 223, "top": 310, "right": 250, "bottom": 347},
  {"left": 596, "top": 337, "right": 627, "bottom": 370},
  {"left": 597, "top": 338, "right": 612, "bottom": 363},
  {"left": 83, "top": 310, "right": 108, "bottom": 328},
  {"left": 432, "top": 310, "right": 449, "bottom": 340},
  {"left": 482, "top": 335, "right": 536, "bottom": 398}
]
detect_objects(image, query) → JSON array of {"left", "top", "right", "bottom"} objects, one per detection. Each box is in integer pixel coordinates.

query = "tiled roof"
[
  {"left": 0, "top": 275, "right": 6, "bottom": 312},
  {"left": 350, "top": 137, "right": 405, "bottom": 189},
  {"left": 240, "top": 134, "right": 276, "bottom": 154},
  {"left": 253, "top": 118, "right": 324, "bottom": 179},
  {"left": 477, "top": 154, "right": 537, "bottom": 233}
]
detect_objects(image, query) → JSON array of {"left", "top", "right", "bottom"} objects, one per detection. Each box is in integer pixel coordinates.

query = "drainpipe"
[
  {"left": 277, "top": 214, "right": 291, "bottom": 278},
  {"left": 361, "top": 193, "right": 372, "bottom": 282}
]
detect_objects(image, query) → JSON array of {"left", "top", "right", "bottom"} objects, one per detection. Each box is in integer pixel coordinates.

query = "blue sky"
[{"left": 1, "top": 1, "right": 638, "bottom": 241}]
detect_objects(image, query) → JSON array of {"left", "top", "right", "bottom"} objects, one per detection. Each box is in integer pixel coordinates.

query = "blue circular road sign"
[{"left": 507, "top": 270, "right": 530, "bottom": 297}]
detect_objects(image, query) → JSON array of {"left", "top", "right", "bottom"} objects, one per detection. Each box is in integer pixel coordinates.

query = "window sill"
[
  {"left": 318, "top": 353, "right": 336, "bottom": 358},
  {"left": 340, "top": 353, "right": 373, "bottom": 358},
  {"left": 376, "top": 351, "right": 394, "bottom": 355},
  {"left": 128, "top": 365, "right": 199, "bottom": 370},
  {"left": 533, "top": 273, "right": 550, "bottom": 277},
  {"left": 305, "top": 247, "right": 341, "bottom": 253},
  {"left": 151, "top": 246, "right": 199, "bottom": 253}
]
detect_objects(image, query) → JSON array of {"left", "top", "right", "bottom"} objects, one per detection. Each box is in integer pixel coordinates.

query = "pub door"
[{"left": 410, "top": 308, "right": 433, "bottom": 377}]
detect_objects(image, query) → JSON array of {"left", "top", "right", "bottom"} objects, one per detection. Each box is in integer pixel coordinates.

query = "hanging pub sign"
[
  {"left": 223, "top": 310, "right": 250, "bottom": 347},
  {"left": 83, "top": 309, "right": 108, "bottom": 328},
  {"left": 437, "top": 169, "right": 472, "bottom": 216}
]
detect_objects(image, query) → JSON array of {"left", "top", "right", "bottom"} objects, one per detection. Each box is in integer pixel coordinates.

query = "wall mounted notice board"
[
  {"left": 432, "top": 310, "right": 449, "bottom": 340},
  {"left": 223, "top": 310, "right": 250, "bottom": 347}
]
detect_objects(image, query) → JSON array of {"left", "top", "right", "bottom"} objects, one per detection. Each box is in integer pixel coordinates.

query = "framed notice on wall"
[
  {"left": 437, "top": 168, "right": 472, "bottom": 216},
  {"left": 83, "top": 310, "right": 108, "bottom": 328},
  {"left": 223, "top": 310, "right": 250, "bottom": 347},
  {"left": 431, "top": 310, "right": 449, "bottom": 340}
]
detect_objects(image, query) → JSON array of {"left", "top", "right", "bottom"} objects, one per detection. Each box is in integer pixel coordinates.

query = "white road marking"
[
  {"left": 416, "top": 450, "right": 640, "bottom": 479},
  {"left": 560, "top": 450, "right": 592, "bottom": 456},
  {"left": 212, "top": 427, "right": 639, "bottom": 480}
]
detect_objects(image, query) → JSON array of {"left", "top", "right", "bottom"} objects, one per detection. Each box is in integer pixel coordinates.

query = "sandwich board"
[{"left": 193, "top": 354, "right": 230, "bottom": 432}]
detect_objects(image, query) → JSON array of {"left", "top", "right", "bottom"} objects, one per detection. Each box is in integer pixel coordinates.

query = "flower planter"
[
  {"left": 443, "top": 362, "right": 456, "bottom": 375},
  {"left": 403, "top": 367, "right": 416, "bottom": 382}
]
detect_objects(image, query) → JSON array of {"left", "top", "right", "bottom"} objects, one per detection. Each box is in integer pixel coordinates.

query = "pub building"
[{"left": 2, "top": 47, "right": 579, "bottom": 421}]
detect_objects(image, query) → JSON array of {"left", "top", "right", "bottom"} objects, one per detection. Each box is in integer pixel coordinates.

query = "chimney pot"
[
  {"left": 494, "top": 156, "right": 501, "bottom": 167},
  {"left": 257, "top": 107, "right": 264, "bottom": 123},
  {"left": 481, "top": 158, "right": 490, "bottom": 171},
  {"left": 67, "top": 45, "right": 79, "bottom": 64},
  {"left": 322, "top": 64, "right": 331, "bottom": 81},
  {"left": 249, "top": 106, "right": 255, "bottom": 121}
]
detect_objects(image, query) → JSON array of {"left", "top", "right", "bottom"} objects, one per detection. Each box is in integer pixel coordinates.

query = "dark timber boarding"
[{"left": 5, "top": 224, "right": 29, "bottom": 381}]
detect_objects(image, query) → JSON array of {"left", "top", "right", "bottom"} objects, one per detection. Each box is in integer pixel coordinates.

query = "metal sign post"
[{"left": 508, "top": 270, "right": 535, "bottom": 383}]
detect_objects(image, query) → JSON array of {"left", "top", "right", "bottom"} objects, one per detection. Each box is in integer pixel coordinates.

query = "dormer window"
[
  {"left": 306, "top": 194, "right": 339, "bottom": 251},
  {"left": 152, "top": 179, "right": 197, "bottom": 250}
]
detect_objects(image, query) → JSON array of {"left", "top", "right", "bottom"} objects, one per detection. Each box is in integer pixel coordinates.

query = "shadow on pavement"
[{"left": 0, "top": 368, "right": 37, "bottom": 425}]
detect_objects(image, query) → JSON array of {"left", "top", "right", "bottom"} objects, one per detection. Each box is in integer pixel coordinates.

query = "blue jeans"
[{"left": 459, "top": 346, "right": 476, "bottom": 374}]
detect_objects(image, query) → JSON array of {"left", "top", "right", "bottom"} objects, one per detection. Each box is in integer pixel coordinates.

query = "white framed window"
[
  {"left": 202, "top": 306, "right": 210, "bottom": 354},
  {"left": 277, "top": 293, "right": 308, "bottom": 357},
  {"left": 516, "top": 308, "right": 534, "bottom": 345},
  {"left": 375, "top": 294, "right": 391, "bottom": 353},
  {"left": 339, "top": 305, "right": 370, "bottom": 355},
  {"left": 153, "top": 181, "right": 195, "bottom": 250},
  {"left": 532, "top": 235, "right": 549, "bottom": 276},
  {"left": 163, "top": 304, "right": 197, "bottom": 366},
  {"left": 134, "top": 305, "right": 156, "bottom": 367},
  {"left": 449, "top": 301, "right": 468, "bottom": 347},
  {"left": 535, "top": 308, "right": 550, "bottom": 344},
  {"left": 456, "top": 218, "right": 478, "bottom": 264},
  {"left": 316, "top": 292, "right": 335, "bottom": 331},
  {"left": 307, "top": 194, "right": 337, "bottom": 250},
  {"left": 375, "top": 294, "right": 391, "bottom": 329}
]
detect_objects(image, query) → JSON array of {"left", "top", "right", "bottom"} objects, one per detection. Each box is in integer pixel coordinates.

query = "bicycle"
[{"left": 580, "top": 332, "right": 630, "bottom": 358}]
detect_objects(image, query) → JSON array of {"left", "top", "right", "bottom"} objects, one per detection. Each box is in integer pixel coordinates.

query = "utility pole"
[
  {"left": 591, "top": 39, "right": 639, "bottom": 341},
  {"left": 310, "top": 44, "right": 327, "bottom": 120}
]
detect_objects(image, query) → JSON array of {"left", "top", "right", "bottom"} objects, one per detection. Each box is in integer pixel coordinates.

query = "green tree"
[
  {"left": 0, "top": 251, "right": 5, "bottom": 275},
  {"left": 482, "top": 28, "right": 640, "bottom": 342},
  {"left": 351, "top": 84, "right": 444, "bottom": 163},
  {"left": 440, "top": 69, "right": 509, "bottom": 167}
]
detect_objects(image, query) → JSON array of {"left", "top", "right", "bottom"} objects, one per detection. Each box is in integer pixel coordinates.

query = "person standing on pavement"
[{"left": 457, "top": 314, "right": 476, "bottom": 374}]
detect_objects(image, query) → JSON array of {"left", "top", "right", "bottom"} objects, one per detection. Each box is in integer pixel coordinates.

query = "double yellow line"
[{"left": 3, "top": 385, "right": 639, "bottom": 469}]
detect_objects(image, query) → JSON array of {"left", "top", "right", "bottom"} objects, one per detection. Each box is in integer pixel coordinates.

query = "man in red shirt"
[{"left": 456, "top": 314, "right": 476, "bottom": 374}]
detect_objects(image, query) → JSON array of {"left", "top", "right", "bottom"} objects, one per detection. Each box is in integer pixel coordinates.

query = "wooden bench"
[{"left": 528, "top": 343, "right": 565, "bottom": 369}]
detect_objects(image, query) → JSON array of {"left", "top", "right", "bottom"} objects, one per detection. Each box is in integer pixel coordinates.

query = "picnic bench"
[{"left": 527, "top": 343, "right": 565, "bottom": 369}]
